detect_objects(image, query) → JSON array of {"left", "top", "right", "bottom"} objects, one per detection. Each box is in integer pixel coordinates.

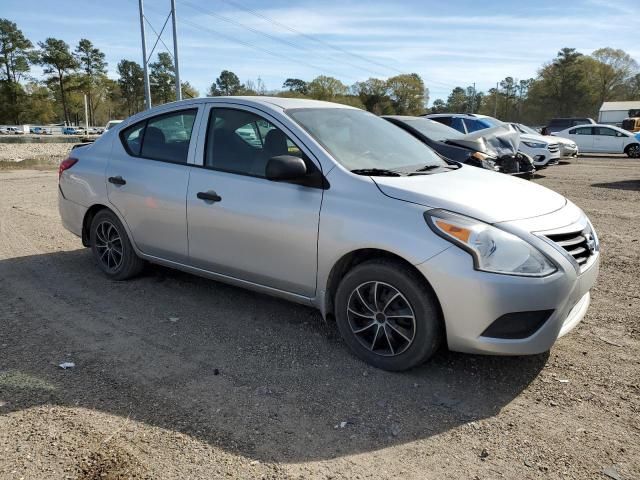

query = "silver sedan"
[{"left": 58, "top": 97, "right": 599, "bottom": 371}]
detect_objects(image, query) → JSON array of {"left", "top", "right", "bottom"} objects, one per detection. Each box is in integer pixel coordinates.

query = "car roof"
[
  {"left": 150, "top": 96, "right": 357, "bottom": 111},
  {"left": 424, "top": 113, "right": 479, "bottom": 118}
]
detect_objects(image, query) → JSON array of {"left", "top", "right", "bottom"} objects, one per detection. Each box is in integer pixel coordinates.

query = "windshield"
[
  {"left": 398, "top": 117, "right": 464, "bottom": 141},
  {"left": 514, "top": 123, "right": 539, "bottom": 135},
  {"left": 287, "top": 108, "right": 446, "bottom": 171}
]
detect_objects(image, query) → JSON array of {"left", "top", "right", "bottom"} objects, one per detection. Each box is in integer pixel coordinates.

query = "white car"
[
  {"left": 553, "top": 124, "right": 640, "bottom": 158},
  {"left": 509, "top": 123, "right": 561, "bottom": 167},
  {"left": 512, "top": 123, "right": 578, "bottom": 158}
]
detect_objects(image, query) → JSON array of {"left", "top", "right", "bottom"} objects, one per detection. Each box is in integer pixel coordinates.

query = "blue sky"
[{"left": 3, "top": 0, "right": 639, "bottom": 104}]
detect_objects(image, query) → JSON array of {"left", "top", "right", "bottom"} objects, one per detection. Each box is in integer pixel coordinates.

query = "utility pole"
[
  {"left": 171, "top": 0, "right": 182, "bottom": 101},
  {"left": 471, "top": 82, "right": 476, "bottom": 113},
  {"left": 84, "top": 94, "right": 89, "bottom": 133},
  {"left": 139, "top": 0, "right": 152, "bottom": 110},
  {"left": 493, "top": 81, "right": 499, "bottom": 118}
]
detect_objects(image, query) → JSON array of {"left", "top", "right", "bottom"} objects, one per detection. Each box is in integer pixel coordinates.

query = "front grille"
[
  {"left": 545, "top": 229, "right": 595, "bottom": 267},
  {"left": 547, "top": 143, "right": 559, "bottom": 153}
]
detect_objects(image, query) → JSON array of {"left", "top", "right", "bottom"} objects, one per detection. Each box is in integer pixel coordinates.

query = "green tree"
[
  {"left": 74, "top": 38, "right": 107, "bottom": 125},
  {"left": 590, "top": 48, "right": 639, "bottom": 105},
  {"left": 386, "top": 73, "right": 426, "bottom": 115},
  {"left": 352, "top": 77, "right": 393, "bottom": 114},
  {"left": 535, "top": 48, "right": 595, "bottom": 118},
  {"left": 307, "top": 75, "right": 348, "bottom": 100},
  {"left": 0, "top": 18, "right": 34, "bottom": 123},
  {"left": 181, "top": 81, "right": 198, "bottom": 99},
  {"left": 446, "top": 86, "right": 467, "bottom": 112},
  {"left": 430, "top": 98, "right": 447, "bottom": 113},
  {"left": 37, "top": 38, "right": 78, "bottom": 125},
  {"left": 209, "top": 69, "right": 243, "bottom": 96},
  {"left": 117, "top": 59, "right": 144, "bottom": 116},
  {"left": 150, "top": 52, "right": 175, "bottom": 104},
  {"left": 282, "top": 78, "right": 307, "bottom": 95}
]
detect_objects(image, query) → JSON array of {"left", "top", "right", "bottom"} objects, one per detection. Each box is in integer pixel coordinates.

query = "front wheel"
[
  {"left": 90, "top": 209, "right": 144, "bottom": 280},
  {"left": 334, "top": 259, "right": 443, "bottom": 371},
  {"left": 626, "top": 144, "right": 640, "bottom": 158}
]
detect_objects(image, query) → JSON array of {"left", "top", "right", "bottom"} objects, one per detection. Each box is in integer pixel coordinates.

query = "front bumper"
[
  {"left": 559, "top": 144, "right": 579, "bottom": 157},
  {"left": 417, "top": 208, "right": 599, "bottom": 355}
]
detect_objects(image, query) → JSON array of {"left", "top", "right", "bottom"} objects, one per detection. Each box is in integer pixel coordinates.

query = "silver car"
[{"left": 58, "top": 97, "right": 600, "bottom": 371}]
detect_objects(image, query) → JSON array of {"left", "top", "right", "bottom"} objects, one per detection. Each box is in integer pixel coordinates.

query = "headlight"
[
  {"left": 424, "top": 210, "right": 557, "bottom": 277},
  {"left": 522, "top": 141, "right": 547, "bottom": 149}
]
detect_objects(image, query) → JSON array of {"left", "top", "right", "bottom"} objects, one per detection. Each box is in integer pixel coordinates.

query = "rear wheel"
[
  {"left": 334, "top": 259, "right": 442, "bottom": 371},
  {"left": 90, "top": 210, "right": 144, "bottom": 280},
  {"left": 626, "top": 144, "right": 640, "bottom": 158}
]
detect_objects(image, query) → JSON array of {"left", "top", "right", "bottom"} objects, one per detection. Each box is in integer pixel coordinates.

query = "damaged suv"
[{"left": 59, "top": 97, "right": 600, "bottom": 371}]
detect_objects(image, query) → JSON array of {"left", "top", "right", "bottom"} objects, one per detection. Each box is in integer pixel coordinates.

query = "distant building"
[{"left": 598, "top": 101, "right": 640, "bottom": 125}]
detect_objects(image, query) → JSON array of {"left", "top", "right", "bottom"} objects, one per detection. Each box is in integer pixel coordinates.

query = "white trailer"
[{"left": 598, "top": 101, "right": 640, "bottom": 125}]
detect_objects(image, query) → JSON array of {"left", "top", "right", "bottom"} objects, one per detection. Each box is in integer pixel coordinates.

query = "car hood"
[
  {"left": 373, "top": 165, "right": 566, "bottom": 223},
  {"left": 446, "top": 126, "right": 520, "bottom": 158},
  {"left": 549, "top": 135, "right": 575, "bottom": 146},
  {"left": 521, "top": 133, "right": 553, "bottom": 144}
]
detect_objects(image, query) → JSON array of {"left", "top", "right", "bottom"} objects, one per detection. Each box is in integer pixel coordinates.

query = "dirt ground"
[{"left": 0, "top": 156, "right": 638, "bottom": 480}]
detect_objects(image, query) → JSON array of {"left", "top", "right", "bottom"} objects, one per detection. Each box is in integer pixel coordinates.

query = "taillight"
[{"left": 59, "top": 157, "right": 78, "bottom": 180}]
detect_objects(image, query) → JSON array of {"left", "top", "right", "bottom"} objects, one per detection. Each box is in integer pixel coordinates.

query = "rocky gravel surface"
[
  {"left": 0, "top": 143, "right": 71, "bottom": 164},
  {"left": 0, "top": 156, "right": 638, "bottom": 479}
]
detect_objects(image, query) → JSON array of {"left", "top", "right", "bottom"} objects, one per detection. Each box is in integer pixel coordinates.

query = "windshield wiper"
[
  {"left": 351, "top": 168, "right": 403, "bottom": 177},
  {"left": 409, "top": 163, "right": 459, "bottom": 175}
]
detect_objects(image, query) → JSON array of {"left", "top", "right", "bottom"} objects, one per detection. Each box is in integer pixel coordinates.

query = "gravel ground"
[
  {"left": 0, "top": 156, "right": 638, "bottom": 479},
  {"left": 0, "top": 143, "right": 71, "bottom": 165}
]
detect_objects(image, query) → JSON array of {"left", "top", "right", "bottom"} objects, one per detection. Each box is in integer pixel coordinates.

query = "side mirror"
[{"left": 266, "top": 155, "right": 307, "bottom": 181}]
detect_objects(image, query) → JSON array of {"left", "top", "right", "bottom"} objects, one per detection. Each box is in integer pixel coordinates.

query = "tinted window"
[
  {"left": 450, "top": 117, "right": 465, "bottom": 133},
  {"left": 400, "top": 118, "right": 464, "bottom": 141},
  {"left": 121, "top": 122, "right": 145, "bottom": 156},
  {"left": 550, "top": 119, "right": 571, "bottom": 127},
  {"left": 572, "top": 127, "right": 593, "bottom": 135},
  {"left": 464, "top": 118, "right": 487, "bottom": 133},
  {"left": 140, "top": 110, "right": 196, "bottom": 163},
  {"left": 205, "top": 108, "right": 303, "bottom": 177},
  {"left": 595, "top": 127, "right": 616, "bottom": 136},
  {"left": 431, "top": 116, "right": 452, "bottom": 127}
]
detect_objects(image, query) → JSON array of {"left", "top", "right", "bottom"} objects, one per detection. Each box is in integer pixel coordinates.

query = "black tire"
[
  {"left": 90, "top": 209, "right": 144, "bottom": 280},
  {"left": 625, "top": 144, "right": 640, "bottom": 158},
  {"left": 334, "top": 259, "right": 443, "bottom": 371}
]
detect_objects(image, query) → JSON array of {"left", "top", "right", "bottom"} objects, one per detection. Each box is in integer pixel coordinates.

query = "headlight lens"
[
  {"left": 522, "top": 141, "right": 547, "bottom": 149},
  {"left": 425, "top": 210, "right": 557, "bottom": 277}
]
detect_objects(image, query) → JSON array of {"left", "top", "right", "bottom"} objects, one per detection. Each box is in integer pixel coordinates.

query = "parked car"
[
  {"left": 541, "top": 118, "right": 596, "bottom": 136},
  {"left": 511, "top": 123, "right": 578, "bottom": 158},
  {"left": 552, "top": 124, "right": 640, "bottom": 157},
  {"left": 63, "top": 126, "right": 83, "bottom": 135},
  {"left": 383, "top": 116, "right": 534, "bottom": 178},
  {"left": 621, "top": 117, "right": 640, "bottom": 133},
  {"left": 3, "top": 126, "right": 24, "bottom": 135},
  {"left": 425, "top": 114, "right": 559, "bottom": 168},
  {"left": 104, "top": 120, "right": 123, "bottom": 131},
  {"left": 59, "top": 97, "right": 600, "bottom": 371}
]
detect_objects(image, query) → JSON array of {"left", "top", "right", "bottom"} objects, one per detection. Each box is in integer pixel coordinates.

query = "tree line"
[
  {"left": 1, "top": 17, "right": 638, "bottom": 127},
  {"left": 431, "top": 48, "right": 639, "bottom": 125}
]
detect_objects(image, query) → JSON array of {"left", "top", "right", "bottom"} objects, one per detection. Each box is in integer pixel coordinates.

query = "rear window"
[
  {"left": 119, "top": 109, "right": 197, "bottom": 164},
  {"left": 549, "top": 119, "right": 570, "bottom": 127}
]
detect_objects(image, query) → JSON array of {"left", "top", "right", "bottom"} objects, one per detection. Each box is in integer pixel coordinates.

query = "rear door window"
[
  {"left": 141, "top": 110, "right": 197, "bottom": 163},
  {"left": 450, "top": 117, "right": 465, "bottom": 133},
  {"left": 121, "top": 122, "right": 145, "bottom": 156},
  {"left": 571, "top": 127, "right": 593, "bottom": 135}
]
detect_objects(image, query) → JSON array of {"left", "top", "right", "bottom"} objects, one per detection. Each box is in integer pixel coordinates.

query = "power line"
[
  {"left": 217, "top": 0, "right": 460, "bottom": 90},
  {"left": 142, "top": 2, "right": 350, "bottom": 80},
  {"left": 179, "top": 0, "right": 393, "bottom": 79}
]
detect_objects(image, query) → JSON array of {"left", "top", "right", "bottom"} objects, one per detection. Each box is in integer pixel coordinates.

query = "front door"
[
  {"left": 592, "top": 127, "right": 624, "bottom": 153},
  {"left": 569, "top": 126, "right": 594, "bottom": 152},
  {"left": 186, "top": 106, "right": 323, "bottom": 297},
  {"left": 106, "top": 108, "right": 199, "bottom": 263}
]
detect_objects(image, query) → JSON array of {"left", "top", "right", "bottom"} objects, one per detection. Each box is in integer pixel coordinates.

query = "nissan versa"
[{"left": 58, "top": 97, "right": 600, "bottom": 371}]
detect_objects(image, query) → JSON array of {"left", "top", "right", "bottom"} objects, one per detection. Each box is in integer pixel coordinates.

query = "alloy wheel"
[
  {"left": 346, "top": 281, "right": 416, "bottom": 357},
  {"left": 629, "top": 145, "right": 640, "bottom": 158},
  {"left": 94, "top": 220, "right": 123, "bottom": 272}
]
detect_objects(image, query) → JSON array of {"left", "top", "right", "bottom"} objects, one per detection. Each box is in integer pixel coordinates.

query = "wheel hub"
[{"left": 346, "top": 281, "right": 416, "bottom": 357}]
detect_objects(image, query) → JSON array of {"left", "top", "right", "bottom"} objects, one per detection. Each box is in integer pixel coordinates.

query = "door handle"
[
  {"left": 108, "top": 176, "right": 126, "bottom": 186},
  {"left": 197, "top": 190, "right": 222, "bottom": 202}
]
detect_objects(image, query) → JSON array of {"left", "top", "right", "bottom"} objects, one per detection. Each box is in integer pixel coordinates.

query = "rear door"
[
  {"left": 568, "top": 126, "right": 594, "bottom": 152},
  {"left": 106, "top": 107, "right": 201, "bottom": 263},
  {"left": 186, "top": 104, "right": 323, "bottom": 297},
  {"left": 593, "top": 126, "right": 624, "bottom": 153}
]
